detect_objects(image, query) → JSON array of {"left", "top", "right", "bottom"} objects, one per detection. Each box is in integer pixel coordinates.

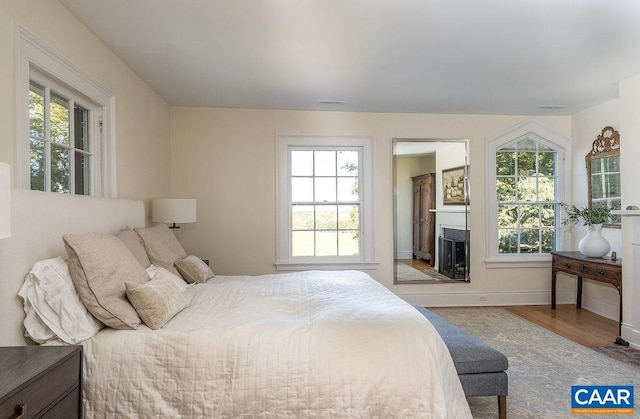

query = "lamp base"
[{"left": 168, "top": 223, "right": 181, "bottom": 229}]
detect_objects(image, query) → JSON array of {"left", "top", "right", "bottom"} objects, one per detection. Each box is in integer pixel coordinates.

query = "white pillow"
[
  {"left": 18, "top": 257, "right": 104, "bottom": 344},
  {"left": 146, "top": 265, "right": 190, "bottom": 292}
]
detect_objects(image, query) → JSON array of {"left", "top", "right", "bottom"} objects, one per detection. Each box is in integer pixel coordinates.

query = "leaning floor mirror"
[{"left": 393, "top": 138, "right": 470, "bottom": 284}]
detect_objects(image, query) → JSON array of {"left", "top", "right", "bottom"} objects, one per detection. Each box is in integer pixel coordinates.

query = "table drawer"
[
  {"left": 553, "top": 258, "right": 583, "bottom": 276},
  {"left": 0, "top": 352, "right": 80, "bottom": 419},
  {"left": 583, "top": 264, "right": 622, "bottom": 282},
  {"left": 41, "top": 386, "right": 80, "bottom": 419}
]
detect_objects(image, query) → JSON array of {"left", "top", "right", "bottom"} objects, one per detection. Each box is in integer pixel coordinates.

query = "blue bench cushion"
[{"left": 414, "top": 305, "right": 508, "bottom": 375}]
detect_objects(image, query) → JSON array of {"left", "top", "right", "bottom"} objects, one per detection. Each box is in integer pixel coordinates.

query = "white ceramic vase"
[{"left": 578, "top": 224, "right": 610, "bottom": 258}]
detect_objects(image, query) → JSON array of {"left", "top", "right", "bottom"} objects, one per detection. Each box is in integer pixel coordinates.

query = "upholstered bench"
[{"left": 413, "top": 305, "right": 509, "bottom": 419}]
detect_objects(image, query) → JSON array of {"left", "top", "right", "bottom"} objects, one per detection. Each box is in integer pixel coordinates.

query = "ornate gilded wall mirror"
[{"left": 586, "top": 126, "right": 621, "bottom": 228}]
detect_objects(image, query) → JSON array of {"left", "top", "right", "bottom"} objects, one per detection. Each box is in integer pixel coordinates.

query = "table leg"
[
  {"left": 551, "top": 268, "right": 557, "bottom": 309},
  {"left": 576, "top": 276, "right": 583, "bottom": 308}
]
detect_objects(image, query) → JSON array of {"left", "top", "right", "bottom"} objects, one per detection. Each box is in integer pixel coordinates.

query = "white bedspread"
[{"left": 82, "top": 270, "right": 471, "bottom": 418}]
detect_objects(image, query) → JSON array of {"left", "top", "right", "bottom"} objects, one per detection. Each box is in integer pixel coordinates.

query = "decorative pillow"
[
  {"left": 146, "top": 264, "right": 190, "bottom": 291},
  {"left": 174, "top": 255, "right": 214, "bottom": 284},
  {"left": 117, "top": 227, "right": 152, "bottom": 268},
  {"left": 17, "top": 257, "right": 104, "bottom": 344},
  {"left": 135, "top": 224, "right": 187, "bottom": 277},
  {"left": 125, "top": 274, "right": 186, "bottom": 330},
  {"left": 63, "top": 233, "right": 150, "bottom": 329}
]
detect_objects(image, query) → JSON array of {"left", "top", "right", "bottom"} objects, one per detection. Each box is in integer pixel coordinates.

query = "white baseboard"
[
  {"left": 396, "top": 289, "right": 616, "bottom": 318},
  {"left": 621, "top": 324, "right": 640, "bottom": 350},
  {"left": 396, "top": 251, "right": 413, "bottom": 259}
]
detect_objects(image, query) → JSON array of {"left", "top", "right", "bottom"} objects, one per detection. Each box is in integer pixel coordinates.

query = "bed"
[{"left": 18, "top": 222, "right": 471, "bottom": 418}]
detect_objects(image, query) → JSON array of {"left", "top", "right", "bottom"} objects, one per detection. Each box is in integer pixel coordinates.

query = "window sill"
[
  {"left": 274, "top": 261, "right": 379, "bottom": 271},
  {"left": 485, "top": 254, "right": 552, "bottom": 269}
]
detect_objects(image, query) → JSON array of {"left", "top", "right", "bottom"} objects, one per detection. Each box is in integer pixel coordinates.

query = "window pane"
[
  {"left": 517, "top": 176, "right": 537, "bottom": 201},
  {"left": 541, "top": 229, "right": 555, "bottom": 253},
  {"left": 496, "top": 177, "right": 515, "bottom": 201},
  {"left": 541, "top": 205, "right": 555, "bottom": 227},
  {"left": 292, "top": 177, "right": 313, "bottom": 202},
  {"left": 520, "top": 205, "right": 540, "bottom": 228},
  {"left": 605, "top": 173, "right": 621, "bottom": 198},
  {"left": 591, "top": 174, "right": 603, "bottom": 198},
  {"left": 51, "top": 144, "right": 70, "bottom": 193},
  {"left": 292, "top": 231, "right": 314, "bottom": 256},
  {"left": 316, "top": 231, "right": 337, "bottom": 256},
  {"left": 29, "top": 82, "right": 45, "bottom": 139},
  {"left": 498, "top": 230, "right": 518, "bottom": 253},
  {"left": 517, "top": 152, "right": 536, "bottom": 175},
  {"left": 338, "top": 205, "right": 359, "bottom": 229},
  {"left": 74, "top": 105, "right": 90, "bottom": 151},
  {"left": 30, "top": 138, "right": 45, "bottom": 191},
  {"left": 538, "top": 152, "right": 555, "bottom": 176},
  {"left": 75, "top": 151, "right": 90, "bottom": 195},
  {"left": 337, "top": 177, "right": 358, "bottom": 201},
  {"left": 316, "top": 205, "right": 337, "bottom": 229},
  {"left": 519, "top": 229, "right": 540, "bottom": 253},
  {"left": 315, "top": 178, "right": 336, "bottom": 202},
  {"left": 496, "top": 152, "right": 515, "bottom": 175},
  {"left": 515, "top": 137, "right": 538, "bottom": 150},
  {"left": 314, "top": 151, "right": 335, "bottom": 176},
  {"left": 50, "top": 92, "right": 70, "bottom": 146},
  {"left": 338, "top": 230, "right": 359, "bottom": 256},
  {"left": 498, "top": 205, "right": 518, "bottom": 228},
  {"left": 538, "top": 176, "right": 555, "bottom": 201},
  {"left": 337, "top": 151, "right": 358, "bottom": 176},
  {"left": 292, "top": 151, "right": 313, "bottom": 176},
  {"left": 292, "top": 205, "right": 314, "bottom": 229}
]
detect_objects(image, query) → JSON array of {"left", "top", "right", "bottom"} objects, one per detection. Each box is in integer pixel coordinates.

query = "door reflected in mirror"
[{"left": 393, "top": 139, "right": 470, "bottom": 283}]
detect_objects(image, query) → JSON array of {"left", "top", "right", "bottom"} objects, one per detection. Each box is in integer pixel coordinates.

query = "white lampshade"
[
  {"left": 152, "top": 198, "right": 197, "bottom": 227},
  {"left": 0, "top": 163, "right": 10, "bottom": 239}
]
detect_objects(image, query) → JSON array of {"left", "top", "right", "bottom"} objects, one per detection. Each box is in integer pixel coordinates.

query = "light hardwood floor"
[{"left": 505, "top": 304, "right": 619, "bottom": 348}]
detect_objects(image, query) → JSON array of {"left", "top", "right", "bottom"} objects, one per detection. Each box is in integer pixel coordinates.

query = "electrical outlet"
[{"left": 478, "top": 295, "right": 488, "bottom": 302}]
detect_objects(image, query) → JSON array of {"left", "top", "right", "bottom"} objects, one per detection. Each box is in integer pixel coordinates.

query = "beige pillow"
[
  {"left": 63, "top": 233, "right": 150, "bottom": 329},
  {"left": 135, "top": 224, "right": 187, "bottom": 277},
  {"left": 125, "top": 274, "right": 186, "bottom": 330},
  {"left": 175, "top": 255, "right": 214, "bottom": 284},
  {"left": 117, "top": 227, "right": 152, "bottom": 268}
]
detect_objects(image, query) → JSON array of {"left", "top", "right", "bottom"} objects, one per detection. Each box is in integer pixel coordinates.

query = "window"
[
  {"left": 17, "top": 26, "right": 115, "bottom": 197},
  {"left": 28, "top": 77, "right": 96, "bottom": 195},
  {"left": 485, "top": 120, "right": 570, "bottom": 267},
  {"left": 276, "top": 134, "right": 377, "bottom": 270}
]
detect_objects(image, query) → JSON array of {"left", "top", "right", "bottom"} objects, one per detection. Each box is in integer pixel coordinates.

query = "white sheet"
[{"left": 82, "top": 270, "right": 471, "bottom": 418}]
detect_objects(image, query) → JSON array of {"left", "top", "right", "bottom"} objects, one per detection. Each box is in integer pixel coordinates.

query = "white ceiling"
[{"left": 59, "top": 0, "right": 640, "bottom": 115}]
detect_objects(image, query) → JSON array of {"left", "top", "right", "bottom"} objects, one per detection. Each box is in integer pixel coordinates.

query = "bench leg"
[{"left": 498, "top": 395, "right": 506, "bottom": 419}]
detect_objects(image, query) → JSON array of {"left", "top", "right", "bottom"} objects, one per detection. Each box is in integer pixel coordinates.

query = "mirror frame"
[{"left": 585, "top": 126, "right": 621, "bottom": 229}]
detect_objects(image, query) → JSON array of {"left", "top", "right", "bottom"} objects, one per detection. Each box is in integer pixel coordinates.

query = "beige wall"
[
  {"left": 170, "top": 107, "right": 571, "bottom": 305},
  {"left": 619, "top": 74, "right": 640, "bottom": 347},
  {"left": 0, "top": 0, "right": 171, "bottom": 200},
  {"left": 0, "top": 0, "right": 171, "bottom": 344}
]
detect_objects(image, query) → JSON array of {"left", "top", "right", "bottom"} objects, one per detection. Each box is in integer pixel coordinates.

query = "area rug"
[
  {"left": 395, "top": 262, "right": 458, "bottom": 283},
  {"left": 430, "top": 307, "right": 640, "bottom": 419},
  {"left": 593, "top": 346, "right": 640, "bottom": 372}
]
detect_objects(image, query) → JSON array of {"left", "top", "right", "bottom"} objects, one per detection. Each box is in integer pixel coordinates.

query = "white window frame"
[
  {"left": 275, "top": 133, "right": 378, "bottom": 271},
  {"left": 485, "top": 120, "right": 571, "bottom": 268},
  {"left": 16, "top": 25, "right": 116, "bottom": 198}
]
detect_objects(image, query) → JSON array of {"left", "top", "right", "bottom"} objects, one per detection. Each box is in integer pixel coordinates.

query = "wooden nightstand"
[{"left": 0, "top": 346, "right": 82, "bottom": 418}]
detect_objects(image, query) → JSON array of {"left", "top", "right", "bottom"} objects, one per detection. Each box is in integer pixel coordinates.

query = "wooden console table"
[{"left": 551, "top": 251, "right": 626, "bottom": 346}]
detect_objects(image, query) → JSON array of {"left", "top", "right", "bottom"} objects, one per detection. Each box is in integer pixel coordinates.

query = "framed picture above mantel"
[{"left": 442, "top": 165, "right": 469, "bottom": 205}]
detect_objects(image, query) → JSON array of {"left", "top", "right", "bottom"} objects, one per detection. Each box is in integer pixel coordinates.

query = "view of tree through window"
[
  {"left": 291, "top": 149, "right": 360, "bottom": 257},
  {"left": 29, "top": 80, "right": 91, "bottom": 194},
  {"left": 496, "top": 138, "right": 559, "bottom": 254}
]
